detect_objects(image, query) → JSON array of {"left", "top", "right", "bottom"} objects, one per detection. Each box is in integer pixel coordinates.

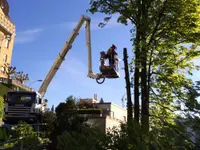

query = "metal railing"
[{"left": 0, "top": 77, "right": 33, "bottom": 91}]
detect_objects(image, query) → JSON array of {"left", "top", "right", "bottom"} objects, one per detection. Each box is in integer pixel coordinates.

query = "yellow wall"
[{"left": 0, "top": 3, "right": 15, "bottom": 78}]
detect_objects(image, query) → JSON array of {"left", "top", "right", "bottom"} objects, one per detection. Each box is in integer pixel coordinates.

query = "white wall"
[
  {"left": 110, "top": 103, "right": 127, "bottom": 122},
  {"left": 86, "top": 117, "right": 106, "bottom": 132},
  {"left": 105, "top": 116, "right": 122, "bottom": 132}
]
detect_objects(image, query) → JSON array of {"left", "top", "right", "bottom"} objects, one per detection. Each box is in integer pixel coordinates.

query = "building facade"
[
  {"left": 92, "top": 102, "right": 127, "bottom": 132},
  {"left": 80, "top": 94, "right": 127, "bottom": 133},
  {"left": 0, "top": 0, "right": 15, "bottom": 78}
]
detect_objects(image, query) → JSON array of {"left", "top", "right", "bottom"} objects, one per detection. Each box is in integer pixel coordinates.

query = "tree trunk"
[
  {"left": 134, "top": 30, "right": 140, "bottom": 123},
  {"left": 123, "top": 48, "right": 133, "bottom": 123},
  {"left": 141, "top": 0, "right": 149, "bottom": 134},
  {"left": 141, "top": 47, "right": 149, "bottom": 133},
  {"left": 134, "top": 0, "right": 142, "bottom": 123}
]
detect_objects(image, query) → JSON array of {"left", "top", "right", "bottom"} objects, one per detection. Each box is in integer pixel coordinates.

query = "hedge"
[{"left": 78, "top": 109, "right": 102, "bottom": 114}]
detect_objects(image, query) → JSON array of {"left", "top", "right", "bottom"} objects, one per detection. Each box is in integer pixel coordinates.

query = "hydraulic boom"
[{"left": 38, "top": 15, "right": 98, "bottom": 98}]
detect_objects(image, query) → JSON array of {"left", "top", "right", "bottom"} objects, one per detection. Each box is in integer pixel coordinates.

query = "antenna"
[{"left": 121, "top": 93, "right": 126, "bottom": 108}]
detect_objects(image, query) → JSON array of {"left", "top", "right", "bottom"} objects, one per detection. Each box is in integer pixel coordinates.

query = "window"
[
  {"left": 5, "top": 39, "right": 9, "bottom": 48},
  {"left": 8, "top": 93, "right": 35, "bottom": 104},
  {"left": 110, "top": 111, "right": 114, "bottom": 118},
  {"left": 3, "top": 54, "right": 7, "bottom": 62},
  {"left": 39, "top": 98, "right": 42, "bottom": 104},
  {"left": 1, "top": 67, "right": 6, "bottom": 74}
]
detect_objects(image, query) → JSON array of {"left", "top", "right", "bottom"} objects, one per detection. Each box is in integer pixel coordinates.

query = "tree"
[
  {"left": 88, "top": 0, "right": 200, "bottom": 148},
  {"left": 0, "top": 97, "right": 4, "bottom": 120},
  {"left": 2, "top": 63, "right": 29, "bottom": 85},
  {"left": 14, "top": 71, "right": 29, "bottom": 84},
  {"left": 123, "top": 48, "right": 133, "bottom": 125},
  {"left": 48, "top": 96, "right": 86, "bottom": 150},
  {"left": 56, "top": 126, "right": 104, "bottom": 150},
  {"left": 51, "top": 105, "right": 54, "bottom": 112},
  {"left": 99, "top": 97, "right": 104, "bottom": 103},
  {"left": 41, "top": 111, "right": 56, "bottom": 137},
  {"left": 3, "top": 63, "right": 16, "bottom": 85}
]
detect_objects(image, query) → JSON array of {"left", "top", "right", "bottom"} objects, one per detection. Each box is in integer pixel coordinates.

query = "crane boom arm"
[{"left": 38, "top": 15, "right": 98, "bottom": 98}]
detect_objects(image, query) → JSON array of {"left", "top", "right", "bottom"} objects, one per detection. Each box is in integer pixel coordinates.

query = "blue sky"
[{"left": 8, "top": 0, "right": 133, "bottom": 108}]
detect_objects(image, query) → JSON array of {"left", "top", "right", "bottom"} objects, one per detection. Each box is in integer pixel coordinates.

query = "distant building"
[
  {"left": 0, "top": 0, "right": 15, "bottom": 78},
  {"left": 80, "top": 94, "right": 127, "bottom": 133},
  {"left": 80, "top": 93, "right": 98, "bottom": 104}
]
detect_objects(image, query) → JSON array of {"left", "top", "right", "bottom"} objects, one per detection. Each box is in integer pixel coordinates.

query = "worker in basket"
[{"left": 107, "top": 44, "right": 118, "bottom": 68}]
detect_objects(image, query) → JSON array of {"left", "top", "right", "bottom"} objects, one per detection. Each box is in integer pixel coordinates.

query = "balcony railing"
[
  {"left": 0, "top": 77, "right": 32, "bottom": 91},
  {"left": 0, "top": 13, "right": 15, "bottom": 34}
]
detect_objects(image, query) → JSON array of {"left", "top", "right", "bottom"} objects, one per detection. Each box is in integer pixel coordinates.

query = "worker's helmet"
[{"left": 111, "top": 44, "right": 117, "bottom": 49}]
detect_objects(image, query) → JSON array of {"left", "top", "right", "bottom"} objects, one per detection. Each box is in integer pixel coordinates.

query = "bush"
[
  {"left": 12, "top": 121, "right": 36, "bottom": 145},
  {"left": 0, "top": 126, "right": 11, "bottom": 142},
  {"left": 0, "top": 96, "right": 4, "bottom": 120},
  {"left": 56, "top": 126, "right": 104, "bottom": 150}
]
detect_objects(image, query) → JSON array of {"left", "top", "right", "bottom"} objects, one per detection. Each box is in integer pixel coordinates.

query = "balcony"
[
  {"left": 0, "top": 77, "right": 32, "bottom": 91},
  {"left": 0, "top": 13, "right": 15, "bottom": 34}
]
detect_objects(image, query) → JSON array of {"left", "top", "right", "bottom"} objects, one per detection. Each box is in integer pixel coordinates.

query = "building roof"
[
  {"left": 8, "top": 90, "right": 36, "bottom": 94},
  {"left": 97, "top": 102, "right": 127, "bottom": 111}
]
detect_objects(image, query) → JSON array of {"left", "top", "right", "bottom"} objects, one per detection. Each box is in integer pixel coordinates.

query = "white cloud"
[
  {"left": 15, "top": 28, "right": 43, "bottom": 44},
  {"left": 14, "top": 15, "right": 123, "bottom": 44}
]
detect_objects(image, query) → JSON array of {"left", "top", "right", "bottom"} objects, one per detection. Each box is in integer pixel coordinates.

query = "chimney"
[{"left": 94, "top": 93, "right": 97, "bottom": 100}]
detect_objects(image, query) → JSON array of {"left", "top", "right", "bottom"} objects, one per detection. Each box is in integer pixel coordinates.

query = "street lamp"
[{"left": 29, "top": 80, "right": 43, "bottom": 87}]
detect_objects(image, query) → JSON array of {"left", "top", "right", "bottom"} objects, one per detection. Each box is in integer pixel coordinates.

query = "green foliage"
[
  {"left": 0, "top": 84, "right": 10, "bottom": 97},
  {"left": 12, "top": 121, "right": 35, "bottom": 145},
  {"left": 88, "top": 0, "right": 200, "bottom": 149},
  {"left": 49, "top": 93, "right": 200, "bottom": 150},
  {"left": 48, "top": 96, "right": 88, "bottom": 149},
  {"left": 77, "top": 99, "right": 98, "bottom": 109},
  {"left": 0, "top": 121, "right": 41, "bottom": 149},
  {"left": 78, "top": 109, "right": 102, "bottom": 114},
  {"left": 0, "top": 126, "right": 11, "bottom": 142},
  {"left": 99, "top": 122, "right": 146, "bottom": 150},
  {"left": 0, "top": 141, "right": 18, "bottom": 149},
  {"left": 41, "top": 111, "right": 56, "bottom": 136},
  {"left": 56, "top": 126, "right": 104, "bottom": 150},
  {"left": 0, "top": 96, "right": 4, "bottom": 120},
  {"left": 55, "top": 95, "right": 77, "bottom": 115}
]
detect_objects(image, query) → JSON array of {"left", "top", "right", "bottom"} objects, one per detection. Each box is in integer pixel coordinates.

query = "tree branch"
[
  {"left": 151, "top": 72, "right": 190, "bottom": 103},
  {"left": 150, "top": 100, "right": 176, "bottom": 113},
  {"left": 150, "top": 114, "right": 200, "bottom": 147},
  {"left": 147, "top": 47, "right": 154, "bottom": 100},
  {"left": 147, "top": 0, "right": 168, "bottom": 46},
  {"left": 105, "top": 0, "right": 137, "bottom": 25}
]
